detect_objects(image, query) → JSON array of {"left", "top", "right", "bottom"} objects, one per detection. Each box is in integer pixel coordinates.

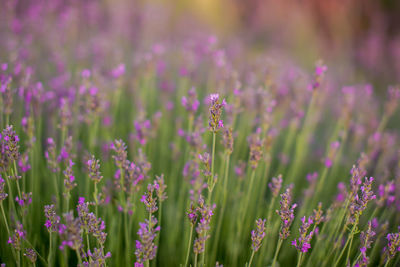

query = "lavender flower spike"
[
  {"left": 291, "top": 216, "right": 314, "bottom": 253},
  {"left": 276, "top": 186, "right": 297, "bottom": 240},
  {"left": 208, "top": 93, "right": 226, "bottom": 133},
  {"left": 251, "top": 218, "right": 266, "bottom": 252}
]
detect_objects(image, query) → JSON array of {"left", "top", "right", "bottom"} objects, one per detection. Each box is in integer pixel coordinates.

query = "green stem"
[
  {"left": 272, "top": 238, "right": 283, "bottom": 267},
  {"left": 184, "top": 224, "right": 194, "bottom": 267},
  {"left": 384, "top": 258, "right": 391, "bottom": 267},
  {"left": 248, "top": 250, "right": 255, "bottom": 267},
  {"left": 194, "top": 253, "right": 198, "bottom": 267},
  {"left": 48, "top": 232, "right": 53, "bottom": 266},
  {"left": 75, "top": 249, "right": 82, "bottom": 265},
  {"left": 207, "top": 132, "right": 217, "bottom": 204},
  {"left": 1, "top": 202, "right": 10, "bottom": 234},
  {"left": 334, "top": 222, "right": 357, "bottom": 267},
  {"left": 296, "top": 252, "right": 303, "bottom": 267}
]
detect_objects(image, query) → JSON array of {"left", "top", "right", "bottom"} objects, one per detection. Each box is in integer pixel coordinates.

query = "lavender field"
[{"left": 1, "top": 1, "right": 400, "bottom": 266}]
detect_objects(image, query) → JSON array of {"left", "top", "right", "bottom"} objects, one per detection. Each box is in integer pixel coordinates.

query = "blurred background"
[{"left": 2, "top": 0, "right": 400, "bottom": 88}]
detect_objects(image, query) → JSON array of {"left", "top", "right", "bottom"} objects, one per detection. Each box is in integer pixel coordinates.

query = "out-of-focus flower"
[
  {"left": 0, "top": 175, "right": 8, "bottom": 201},
  {"left": 23, "top": 248, "right": 37, "bottom": 264},
  {"left": 268, "top": 175, "right": 283, "bottom": 198}
]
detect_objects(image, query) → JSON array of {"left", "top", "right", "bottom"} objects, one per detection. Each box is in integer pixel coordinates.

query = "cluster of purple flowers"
[
  {"left": 58, "top": 212, "right": 83, "bottom": 251},
  {"left": 192, "top": 196, "right": 216, "bottom": 254},
  {"left": 248, "top": 128, "right": 263, "bottom": 170},
  {"left": 0, "top": 175, "right": 8, "bottom": 201},
  {"left": 181, "top": 87, "right": 200, "bottom": 116},
  {"left": 7, "top": 222, "right": 25, "bottom": 251},
  {"left": 251, "top": 218, "right": 267, "bottom": 252},
  {"left": 44, "top": 137, "right": 59, "bottom": 173},
  {"left": 15, "top": 191, "right": 32, "bottom": 207},
  {"left": 0, "top": 125, "right": 20, "bottom": 173},
  {"left": 355, "top": 221, "right": 375, "bottom": 267},
  {"left": 77, "top": 197, "right": 107, "bottom": 245},
  {"left": 141, "top": 183, "right": 160, "bottom": 214},
  {"left": 385, "top": 228, "right": 400, "bottom": 261},
  {"left": 133, "top": 117, "right": 152, "bottom": 145},
  {"left": 208, "top": 94, "right": 226, "bottom": 132},
  {"left": 276, "top": 186, "right": 297, "bottom": 240},
  {"left": 291, "top": 216, "right": 314, "bottom": 253},
  {"left": 86, "top": 155, "right": 103, "bottom": 183},
  {"left": 348, "top": 177, "right": 376, "bottom": 224},
  {"left": 222, "top": 126, "right": 234, "bottom": 154},
  {"left": 134, "top": 216, "right": 161, "bottom": 264},
  {"left": 63, "top": 160, "right": 77, "bottom": 196},
  {"left": 44, "top": 204, "right": 60, "bottom": 232},
  {"left": 268, "top": 175, "right": 283, "bottom": 198}
]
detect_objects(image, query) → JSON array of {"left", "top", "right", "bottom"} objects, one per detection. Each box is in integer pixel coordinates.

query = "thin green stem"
[
  {"left": 1, "top": 202, "right": 10, "bottom": 234},
  {"left": 248, "top": 250, "right": 255, "bottom": 267},
  {"left": 272, "top": 238, "right": 283, "bottom": 267},
  {"left": 48, "top": 232, "right": 53, "bottom": 266},
  {"left": 194, "top": 253, "right": 198, "bottom": 267},
  {"left": 76, "top": 249, "right": 82, "bottom": 265},
  {"left": 334, "top": 222, "right": 357, "bottom": 267},
  {"left": 296, "top": 252, "right": 303, "bottom": 267},
  {"left": 184, "top": 224, "right": 194, "bottom": 267}
]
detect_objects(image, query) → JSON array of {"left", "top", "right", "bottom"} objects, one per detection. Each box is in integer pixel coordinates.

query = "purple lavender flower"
[
  {"left": 308, "top": 61, "right": 327, "bottom": 91},
  {"left": 0, "top": 175, "right": 8, "bottom": 201},
  {"left": 348, "top": 177, "right": 376, "bottom": 224},
  {"left": 276, "top": 186, "right": 297, "bottom": 240},
  {"left": 385, "top": 228, "right": 400, "bottom": 261},
  {"left": 44, "top": 204, "right": 60, "bottom": 232},
  {"left": 18, "top": 152, "right": 31, "bottom": 173},
  {"left": 45, "top": 137, "right": 59, "bottom": 173},
  {"left": 155, "top": 174, "right": 167, "bottom": 202},
  {"left": 134, "top": 216, "right": 160, "bottom": 263},
  {"left": 58, "top": 136, "right": 74, "bottom": 164},
  {"left": 58, "top": 97, "right": 72, "bottom": 130},
  {"left": 111, "top": 63, "right": 125, "bottom": 79},
  {"left": 63, "top": 160, "right": 77, "bottom": 196},
  {"left": 291, "top": 216, "right": 314, "bottom": 253},
  {"left": 58, "top": 212, "right": 83, "bottom": 251},
  {"left": 15, "top": 191, "right": 32, "bottom": 207},
  {"left": 248, "top": 129, "right": 263, "bottom": 170},
  {"left": 222, "top": 126, "right": 233, "bottom": 154},
  {"left": 251, "top": 218, "right": 266, "bottom": 252},
  {"left": 141, "top": 183, "right": 159, "bottom": 214},
  {"left": 111, "top": 139, "right": 128, "bottom": 169},
  {"left": 377, "top": 180, "right": 395, "bottom": 207},
  {"left": 133, "top": 118, "right": 152, "bottom": 145},
  {"left": 193, "top": 196, "right": 216, "bottom": 254},
  {"left": 208, "top": 93, "right": 226, "bottom": 133},
  {"left": 182, "top": 87, "right": 200, "bottom": 116},
  {"left": 0, "top": 125, "right": 20, "bottom": 172},
  {"left": 8, "top": 222, "right": 26, "bottom": 251},
  {"left": 355, "top": 221, "right": 375, "bottom": 267},
  {"left": 187, "top": 202, "right": 198, "bottom": 225},
  {"left": 312, "top": 202, "right": 324, "bottom": 226},
  {"left": 86, "top": 155, "right": 103, "bottom": 183},
  {"left": 83, "top": 248, "right": 112, "bottom": 266},
  {"left": 268, "top": 175, "right": 283, "bottom": 198},
  {"left": 23, "top": 248, "right": 37, "bottom": 264}
]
